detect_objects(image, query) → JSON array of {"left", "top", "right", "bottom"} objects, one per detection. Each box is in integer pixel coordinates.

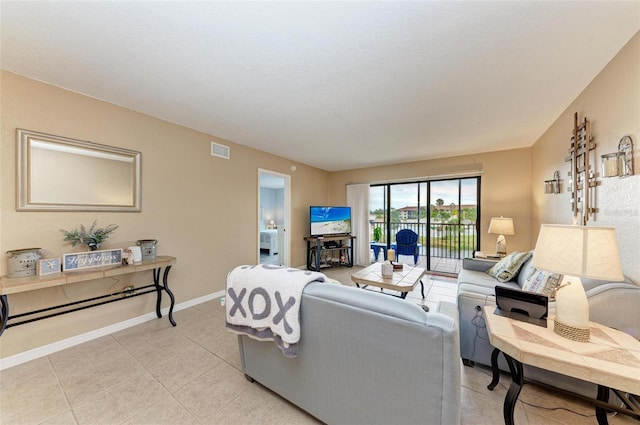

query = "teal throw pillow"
[{"left": 486, "top": 251, "right": 532, "bottom": 283}]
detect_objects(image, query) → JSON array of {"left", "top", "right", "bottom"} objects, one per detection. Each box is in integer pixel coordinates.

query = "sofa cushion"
[
  {"left": 486, "top": 251, "right": 532, "bottom": 282},
  {"left": 521, "top": 266, "right": 562, "bottom": 296}
]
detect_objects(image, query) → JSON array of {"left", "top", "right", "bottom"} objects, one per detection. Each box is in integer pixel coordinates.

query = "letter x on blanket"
[{"left": 225, "top": 264, "right": 326, "bottom": 357}]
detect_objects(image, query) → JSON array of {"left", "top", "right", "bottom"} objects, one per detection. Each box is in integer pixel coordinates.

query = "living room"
[{"left": 1, "top": 2, "right": 638, "bottom": 424}]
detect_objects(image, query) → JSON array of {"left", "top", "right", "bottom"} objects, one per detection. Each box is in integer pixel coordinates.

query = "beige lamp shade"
[
  {"left": 488, "top": 217, "right": 514, "bottom": 255},
  {"left": 531, "top": 224, "right": 623, "bottom": 281},
  {"left": 531, "top": 224, "right": 624, "bottom": 342},
  {"left": 488, "top": 217, "right": 515, "bottom": 236}
]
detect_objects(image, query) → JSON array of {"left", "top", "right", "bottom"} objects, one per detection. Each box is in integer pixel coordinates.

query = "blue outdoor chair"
[{"left": 395, "top": 229, "right": 419, "bottom": 265}]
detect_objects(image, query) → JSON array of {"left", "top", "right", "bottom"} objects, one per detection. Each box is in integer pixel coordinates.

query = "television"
[{"left": 310, "top": 206, "right": 351, "bottom": 237}]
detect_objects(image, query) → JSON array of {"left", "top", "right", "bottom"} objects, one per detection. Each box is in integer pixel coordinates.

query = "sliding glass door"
[{"left": 370, "top": 177, "right": 480, "bottom": 274}]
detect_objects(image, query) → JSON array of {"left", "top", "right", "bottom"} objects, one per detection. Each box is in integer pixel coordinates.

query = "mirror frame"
[{"left": 17, "top": 129, "right": 142, "bottom": 212}]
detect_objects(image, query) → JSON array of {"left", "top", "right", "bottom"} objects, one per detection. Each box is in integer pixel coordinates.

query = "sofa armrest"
[
  {"left": 586, "top": 281, "right": 640, "bottom": 339},
  {"left": 437, "top": 301, "right": 458, "bottom": 320},
  {"left": 462, "top": 258, "right": 497, "bottom": 272}
]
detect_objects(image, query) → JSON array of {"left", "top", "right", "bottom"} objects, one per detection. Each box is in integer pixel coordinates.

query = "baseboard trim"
[{"left": 0, "top": 290, "right": 225, "bottom": 371}]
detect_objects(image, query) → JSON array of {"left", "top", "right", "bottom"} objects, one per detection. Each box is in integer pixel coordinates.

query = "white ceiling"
[{"left": 2, "top": 2, "right": 639, "bottom": 172}]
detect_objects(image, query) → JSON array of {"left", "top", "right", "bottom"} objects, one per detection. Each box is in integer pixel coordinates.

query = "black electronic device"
[{"left": 494, "top": 286, "right": 548, "bottom": 327}]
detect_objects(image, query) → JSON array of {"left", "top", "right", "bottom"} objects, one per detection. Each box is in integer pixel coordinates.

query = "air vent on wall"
[{"left": 211, "top": 142, "right": 230, "bottom": 159}]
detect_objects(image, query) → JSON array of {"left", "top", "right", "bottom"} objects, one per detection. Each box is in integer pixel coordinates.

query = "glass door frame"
[{"left": 371, "top": 176, "right": 481, "bottom": 272}]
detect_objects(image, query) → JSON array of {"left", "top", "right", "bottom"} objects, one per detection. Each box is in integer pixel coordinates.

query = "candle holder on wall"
[
  {"left": 565, "top": 113, "right": 599, "bottom": 225},
  {"left": 544, "top": 170, "right": 561, "bottom": 194},
  {"left": 601, "top": 135, "right": 634, "bottom": 178}
]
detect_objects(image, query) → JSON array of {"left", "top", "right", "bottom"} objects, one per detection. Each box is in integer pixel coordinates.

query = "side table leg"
[
  {"left": 503, "top": 354, "right": 524, "bottom": 425},
  {"left": 0, "top": 295, "right": 8, "bottom": 336},
  {"left": 487, "top": 348, "right": 501, "bottom": 390},
  {"left": 595, "top": 385, "right": 610, "bottom": 425}
]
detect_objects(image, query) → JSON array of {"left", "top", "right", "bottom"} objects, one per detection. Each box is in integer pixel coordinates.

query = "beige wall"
[
  {"left": 0, "top": 71, "right": 330, "bottom": 358},
  {"left": 2, "top": 31, "right": 637, "bottom": 360},
  {"left": 329, "top": 148, "right": 533, "bottom": 254},
  {"left": 531, "top": 32, "right": 640, "bottom": 283}
]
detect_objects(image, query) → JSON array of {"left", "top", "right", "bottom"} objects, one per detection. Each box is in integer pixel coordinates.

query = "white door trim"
[{"left": 257, "top": 169, "right": 291, "bottom": 266}]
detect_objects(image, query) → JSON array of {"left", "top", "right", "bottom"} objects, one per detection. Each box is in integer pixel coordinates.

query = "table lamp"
[
  {"left": 531, "top": 224, "right": 624, "bottom": 342},
  {"left": 488, "top": 216, "right": 514, "bottom": 256}
]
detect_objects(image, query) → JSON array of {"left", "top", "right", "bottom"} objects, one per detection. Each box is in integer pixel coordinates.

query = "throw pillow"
[
  {"left": 522, "top": 266, "right": 563, "bottom": 296},
  {"left": 486, "top": 251, "right": 532, "bottom": 283}
]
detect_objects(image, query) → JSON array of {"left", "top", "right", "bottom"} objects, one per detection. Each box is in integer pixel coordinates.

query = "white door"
[{"left": 258, "top": 169, "right": 291, "bottom": 266}]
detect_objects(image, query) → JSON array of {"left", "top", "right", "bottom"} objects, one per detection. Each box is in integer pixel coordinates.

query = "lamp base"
[
  {"left": 554, "top": 318, "right": 590, "bottom": 342},
  {"left": 496, "top": 235, "right": 507, "bottom": 256}
]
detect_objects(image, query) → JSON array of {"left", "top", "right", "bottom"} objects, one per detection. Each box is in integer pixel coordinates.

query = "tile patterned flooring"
[{"left": 1, "top": 265, "right": 637, "bottom": 424}]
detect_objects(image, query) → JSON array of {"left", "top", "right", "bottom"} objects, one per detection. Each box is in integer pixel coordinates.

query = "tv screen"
[{"left": 310, "top": 206, "right": 351, "bottom": 237}]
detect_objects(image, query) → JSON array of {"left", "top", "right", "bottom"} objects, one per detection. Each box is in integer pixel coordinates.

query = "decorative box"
[{"left": 37, "top": 258, "right": 61, "bottom": 276}]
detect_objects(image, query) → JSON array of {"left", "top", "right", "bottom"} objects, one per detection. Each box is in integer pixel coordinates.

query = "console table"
[
  {"left": 0, "top": 256, "right": 177, "bottom": 336},
  {"left": 484, "top": 306, "right": 640, "bottom": 425}
]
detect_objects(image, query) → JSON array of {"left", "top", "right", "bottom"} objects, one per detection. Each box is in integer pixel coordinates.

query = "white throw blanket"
[{"left": 225, "top": 264, "right": 326, "bottom": 357}]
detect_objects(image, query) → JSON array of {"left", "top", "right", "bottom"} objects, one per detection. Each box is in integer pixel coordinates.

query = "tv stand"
[{"left": 304, "top": 235, "right": 355, "bottom": 271}]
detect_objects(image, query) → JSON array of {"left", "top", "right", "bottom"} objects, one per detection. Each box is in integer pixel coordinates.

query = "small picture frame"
[{"left": 37, "top": 258, "right": 62, "bottom": 276}]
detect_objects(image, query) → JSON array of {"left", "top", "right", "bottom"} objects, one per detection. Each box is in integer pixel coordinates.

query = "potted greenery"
[
  {"left": 61, "top": 220, "right": 119, "bottom": 251},
  {"left": 373, "top": 226, "right": 382, "bottom": 242}
]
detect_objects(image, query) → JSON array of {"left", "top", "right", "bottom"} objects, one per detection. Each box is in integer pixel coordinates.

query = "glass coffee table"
[{"left": 351, "top": 263, "right": 425, "bottom": 299}]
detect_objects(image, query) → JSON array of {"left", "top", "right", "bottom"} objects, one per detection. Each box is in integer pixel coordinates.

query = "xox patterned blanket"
[{"left": 225, "top": 264, "right": 326, "bottom": 357}]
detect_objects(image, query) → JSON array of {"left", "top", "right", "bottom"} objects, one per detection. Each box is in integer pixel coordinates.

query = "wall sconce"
[
  {"left": 601, "top": 135, "right": 634, "bottom": 178},
  {"left": 544, "top": 170, "right": 561, "bottom": 194}
]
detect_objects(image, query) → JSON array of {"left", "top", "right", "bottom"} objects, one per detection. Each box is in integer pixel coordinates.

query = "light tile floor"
[{"left": 0, "top": 265, "right": 636, "bottom": 424}]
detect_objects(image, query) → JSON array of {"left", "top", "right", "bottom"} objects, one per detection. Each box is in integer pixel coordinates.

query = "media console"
[{"left": 304, "top": 235, "right": 355, "bottom": 271}]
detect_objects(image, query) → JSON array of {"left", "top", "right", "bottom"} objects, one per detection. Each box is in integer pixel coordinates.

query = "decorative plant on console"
[{"left": 61, "top": 220, "right": 119, "bottom": 251}]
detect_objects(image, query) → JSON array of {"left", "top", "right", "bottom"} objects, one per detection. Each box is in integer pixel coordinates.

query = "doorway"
[{"left": 258, "top": 169, "right": 291, "bottom": 266}]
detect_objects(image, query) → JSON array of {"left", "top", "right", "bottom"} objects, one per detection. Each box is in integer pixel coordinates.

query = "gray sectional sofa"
[
  {"left": 457, "top": 253, "right": 640, "bottom": 394},
  {"left": 237, "top": 281, "right": 461, "bottom": 425}
]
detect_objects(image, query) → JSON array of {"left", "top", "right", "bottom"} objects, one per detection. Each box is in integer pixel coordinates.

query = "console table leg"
[
  {"left": 163, "top": 265, "right": 176, "bottom": 326},
  {"left": 596, "top": 385, "right": 610, "bottom": 425},
  {"left": 487, "top": 348, "right": 501, "bottom": 390},
  {"left": 0, "top": 295, "right": 8, "bottom": 336},
  {"left": 153, "top": 266, "right": 176, "bottom": 326},
  {"left": 153, "top": 268, "right": 163, "bottom": 319},
  {"left": 503, "top": 354, "right": 524, "bottom": 425}
]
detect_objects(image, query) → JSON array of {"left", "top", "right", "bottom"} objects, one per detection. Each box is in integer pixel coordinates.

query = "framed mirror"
[{"left": 17, "top": 129, "right": 141, "bottom": 212}]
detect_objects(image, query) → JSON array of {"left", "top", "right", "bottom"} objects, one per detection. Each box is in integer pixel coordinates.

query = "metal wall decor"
[
  {"left": 544, "top": 170, "right": 561, "bottom": 194},
  {"left": 601, "top": 135, "right": 634, "bottom": 178},
  {"left": 565, "top": 113, "right": 599, "bottom": 225}
]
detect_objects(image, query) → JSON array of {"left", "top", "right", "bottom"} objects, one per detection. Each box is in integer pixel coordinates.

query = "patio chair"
[{"left": 395, "top": 229, "right": 419, "bottom": 265}]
